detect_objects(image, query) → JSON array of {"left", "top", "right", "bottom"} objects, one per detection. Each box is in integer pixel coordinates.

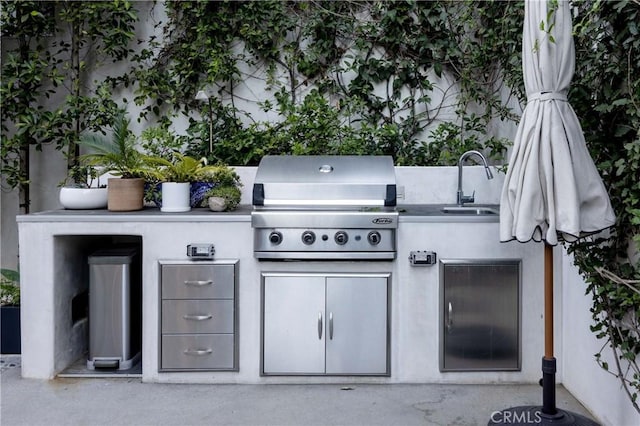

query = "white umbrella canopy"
[
  {"left": 500, "top": 0, "right": 615, "bottom": 245},
  {"left": 492, "top": 1, "right": 614, "bottom": 424}
]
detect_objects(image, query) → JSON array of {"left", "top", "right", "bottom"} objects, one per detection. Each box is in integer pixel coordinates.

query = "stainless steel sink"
[
  {"left": 396, "top": 204, "right": 499, "bottom": 218},
  {"left": 440, "top": 206, "right": 499, "bottom": 215}
]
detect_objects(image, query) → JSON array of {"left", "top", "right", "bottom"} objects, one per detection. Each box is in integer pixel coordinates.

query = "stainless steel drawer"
[
  {"left": 162, "top": 300, "right": 234, "bottom": 334},
  {"left": 161, "top": 334, "right": 235, "bottom": 370},
  {"left": 161, "top": 264, "right": 235, "bottom": 299}
]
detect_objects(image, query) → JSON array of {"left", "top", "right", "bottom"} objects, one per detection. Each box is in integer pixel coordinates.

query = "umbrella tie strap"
[{"left": 527, "top": 91, "right": 568, "bottom": 102}]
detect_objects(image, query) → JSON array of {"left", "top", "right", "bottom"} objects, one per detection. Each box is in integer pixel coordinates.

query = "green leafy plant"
[
  {"left": 80, "top": 110, "right": 152, "bottom": 179},
  {"left": 198, "top": 165, "right": 242, "bottom": 187},
  {"left": 194, "top": 165, "right": 243, "bottom": 210},
  {"left": 140, "top": 126, "right": 186, "bottom": 162},
  {"left": 0, "top": 269, "right": 20, "bottom": 306},
  {"left": 413, "top": 119, "right": 510, "bottom": 168},
  {"left": 0, "top": 0, "right": 138, "bottom": 213},
  {"left": 148, "top": 153, "right": 218, "bottom": 183},
  {"left": 58, "top": 164, "right": 105, "bottom": 189},
  {"left": 203, "top": 185, "right": 242, "bottom": 212}
]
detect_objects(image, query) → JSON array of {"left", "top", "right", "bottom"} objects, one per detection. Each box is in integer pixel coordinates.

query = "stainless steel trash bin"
[{"left": 87, "top": 247, "right": 141, "bottom": 370}]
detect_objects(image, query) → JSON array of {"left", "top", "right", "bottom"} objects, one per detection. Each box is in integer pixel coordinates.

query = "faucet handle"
[{"left": 461, "top": 191, "right": 475, "bottom": 205}]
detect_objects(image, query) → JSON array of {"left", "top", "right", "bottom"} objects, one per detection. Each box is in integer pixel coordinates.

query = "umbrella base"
[{"left": 488, "top": 406, "right": 599, "bottom": 425}]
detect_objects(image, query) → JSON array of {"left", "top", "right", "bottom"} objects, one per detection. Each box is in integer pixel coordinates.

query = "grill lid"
[{"left": 252, "top": 155, "right": 397, "bottom": 207}]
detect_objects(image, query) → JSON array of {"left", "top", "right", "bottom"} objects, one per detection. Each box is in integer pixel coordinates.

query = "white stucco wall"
[{"left": 561, "top": 253, "right": 639, "bottom": 426}]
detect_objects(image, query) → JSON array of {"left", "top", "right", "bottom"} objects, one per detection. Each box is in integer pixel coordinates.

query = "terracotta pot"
[{"left": 107, "top": 178, "right": 145, "bottom": 211}]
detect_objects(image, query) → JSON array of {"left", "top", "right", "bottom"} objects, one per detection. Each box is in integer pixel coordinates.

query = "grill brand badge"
[{"left": 372, "top": 217, "right": 393, "bottom": 225}]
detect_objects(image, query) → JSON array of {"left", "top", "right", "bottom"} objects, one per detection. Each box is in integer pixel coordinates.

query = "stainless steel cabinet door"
[
  {"left": 326, "top": 276, "right": 388, "bottom": 375},
  {"left": 440, "top": 260, "right": 520, "bottom": 371},
  {"left": 263, "top": 275, "right": 326, "bottom": 374}
]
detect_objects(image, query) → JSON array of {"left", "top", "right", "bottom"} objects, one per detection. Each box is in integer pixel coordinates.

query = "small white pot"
[
  {"left": 161, "top": 182, "right": 191, "bottom": 212},
  {"left": 59, "top": 187, "right": 108, "bottom": 209},
  {"left": 208, "top": 196, "right": 227, "bottom": 212}
]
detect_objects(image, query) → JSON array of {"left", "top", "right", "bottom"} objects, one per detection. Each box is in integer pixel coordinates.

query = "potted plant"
[
  {"left": 58, "top": 164, "right": 108, "bottom": 209},
  {"left": 80, "top": 110, "right": 152, "bottom": 211},
  {"left": 197, "top": 165, "right": 243, "bottom": 212},
  {"left": 1, "top": 269, "right": 20, "bottom": 354},
  {"left": 149, "top": 153, "right": 219, "bottom": 212}
]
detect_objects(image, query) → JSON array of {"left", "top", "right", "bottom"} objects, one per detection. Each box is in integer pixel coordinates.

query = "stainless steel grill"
[{"left": 251, "top": 155, "right": 398, "bottom": 260}]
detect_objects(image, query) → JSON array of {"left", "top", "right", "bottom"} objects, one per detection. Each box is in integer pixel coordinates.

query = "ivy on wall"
[
  {"left": 131, "top": 0, "right": 521, "bottom": 166},
  {"left": 567, "top": 0, "right": 640, "bottom": 410}
]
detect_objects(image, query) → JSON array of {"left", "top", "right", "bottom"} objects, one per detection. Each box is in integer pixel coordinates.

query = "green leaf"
[{"left": 434, "top": 62, "right": 443, "bottom": 78}]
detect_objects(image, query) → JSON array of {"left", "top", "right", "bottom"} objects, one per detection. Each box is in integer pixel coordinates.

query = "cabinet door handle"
[
  {"left": 183, "top": 348, "right": 212, "bottom": 356},
  {"left": 447, "top": 302, "right": 453, "bottom": 333},
  {"left": 183, "top": 314, "right": 213, "bottom": 321},
  {"left": 184, "top": 280, "right": 213, "bottom": 286},
  {"left": 318, "top": 312, "right": 323, "bottom": 340},
  {"left": 329, "top": 312, "right": 334, "bottom": 340}
]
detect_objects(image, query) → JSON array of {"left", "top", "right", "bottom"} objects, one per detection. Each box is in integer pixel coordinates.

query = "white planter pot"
[
  {"left": 161, "top": 182, "right": 191, "bottom": 212},
  {"left": 59, "top": 187, "right": 108, "bottom": 210}
]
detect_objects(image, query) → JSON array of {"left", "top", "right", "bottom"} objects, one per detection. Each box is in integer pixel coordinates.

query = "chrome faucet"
[{"left": 456, "top": 150, "right": 494, "bottom": 206}]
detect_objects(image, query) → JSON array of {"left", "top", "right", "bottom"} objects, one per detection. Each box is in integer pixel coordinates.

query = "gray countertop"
[
  {"left": 17, "top": 204, "right": 500, "bottom": 224},
  {"left": 17, "top": 205, "right": 254, "bottom": 223}
]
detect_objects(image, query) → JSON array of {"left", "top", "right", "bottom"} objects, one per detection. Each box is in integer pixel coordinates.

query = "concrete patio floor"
[{"left": 1, "top": 355, "right": 598, "bottom": 426}]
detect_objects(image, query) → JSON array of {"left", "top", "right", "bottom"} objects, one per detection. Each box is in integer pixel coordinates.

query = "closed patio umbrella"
[{"left": 491, "top": 0, "right": 615, "bottom": 424}]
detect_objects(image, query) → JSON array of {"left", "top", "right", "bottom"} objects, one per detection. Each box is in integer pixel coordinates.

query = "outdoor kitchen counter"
[{"left": 17, "top": 201, "right": 543, "bottom": 385}]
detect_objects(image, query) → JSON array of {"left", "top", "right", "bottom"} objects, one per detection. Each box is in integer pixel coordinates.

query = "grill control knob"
[
  {"left": 334, "top": 231, "right": 349, "bottom": 245},
  {"left": 269, "top": 231, "right": 283, "bottom": 245},
  {"left": 367, "top": 231, "right": 382, "bottom": 245},
  {"left": 301, "top": 230, "right": 316, "bottom": 245}
]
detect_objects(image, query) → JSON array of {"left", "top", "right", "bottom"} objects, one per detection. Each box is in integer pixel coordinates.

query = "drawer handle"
[
  {"left": 184, "top": 280, "right": 213, "bottom": 286},
  {"left": 184, "top": 348, "right": 212, "bottom": 356},
  {"left": 183, "top": 314, "right": 213, "bottom": 321}
]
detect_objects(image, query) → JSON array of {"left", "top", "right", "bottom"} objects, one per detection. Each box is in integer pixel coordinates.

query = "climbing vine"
[
  {"left": 567, "top": 0, "right": 640, "bottom": 411},
  {"left": 131, "top": 0, "right": 521, "bottom": 166}
]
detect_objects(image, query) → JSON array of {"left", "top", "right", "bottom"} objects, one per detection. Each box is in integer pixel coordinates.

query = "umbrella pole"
[
  {"left": 542, "top": 243, "right": 558, "bottom": 416},
  {"left": 488, "top": 243, "right": 599, "bottom": 425}
]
